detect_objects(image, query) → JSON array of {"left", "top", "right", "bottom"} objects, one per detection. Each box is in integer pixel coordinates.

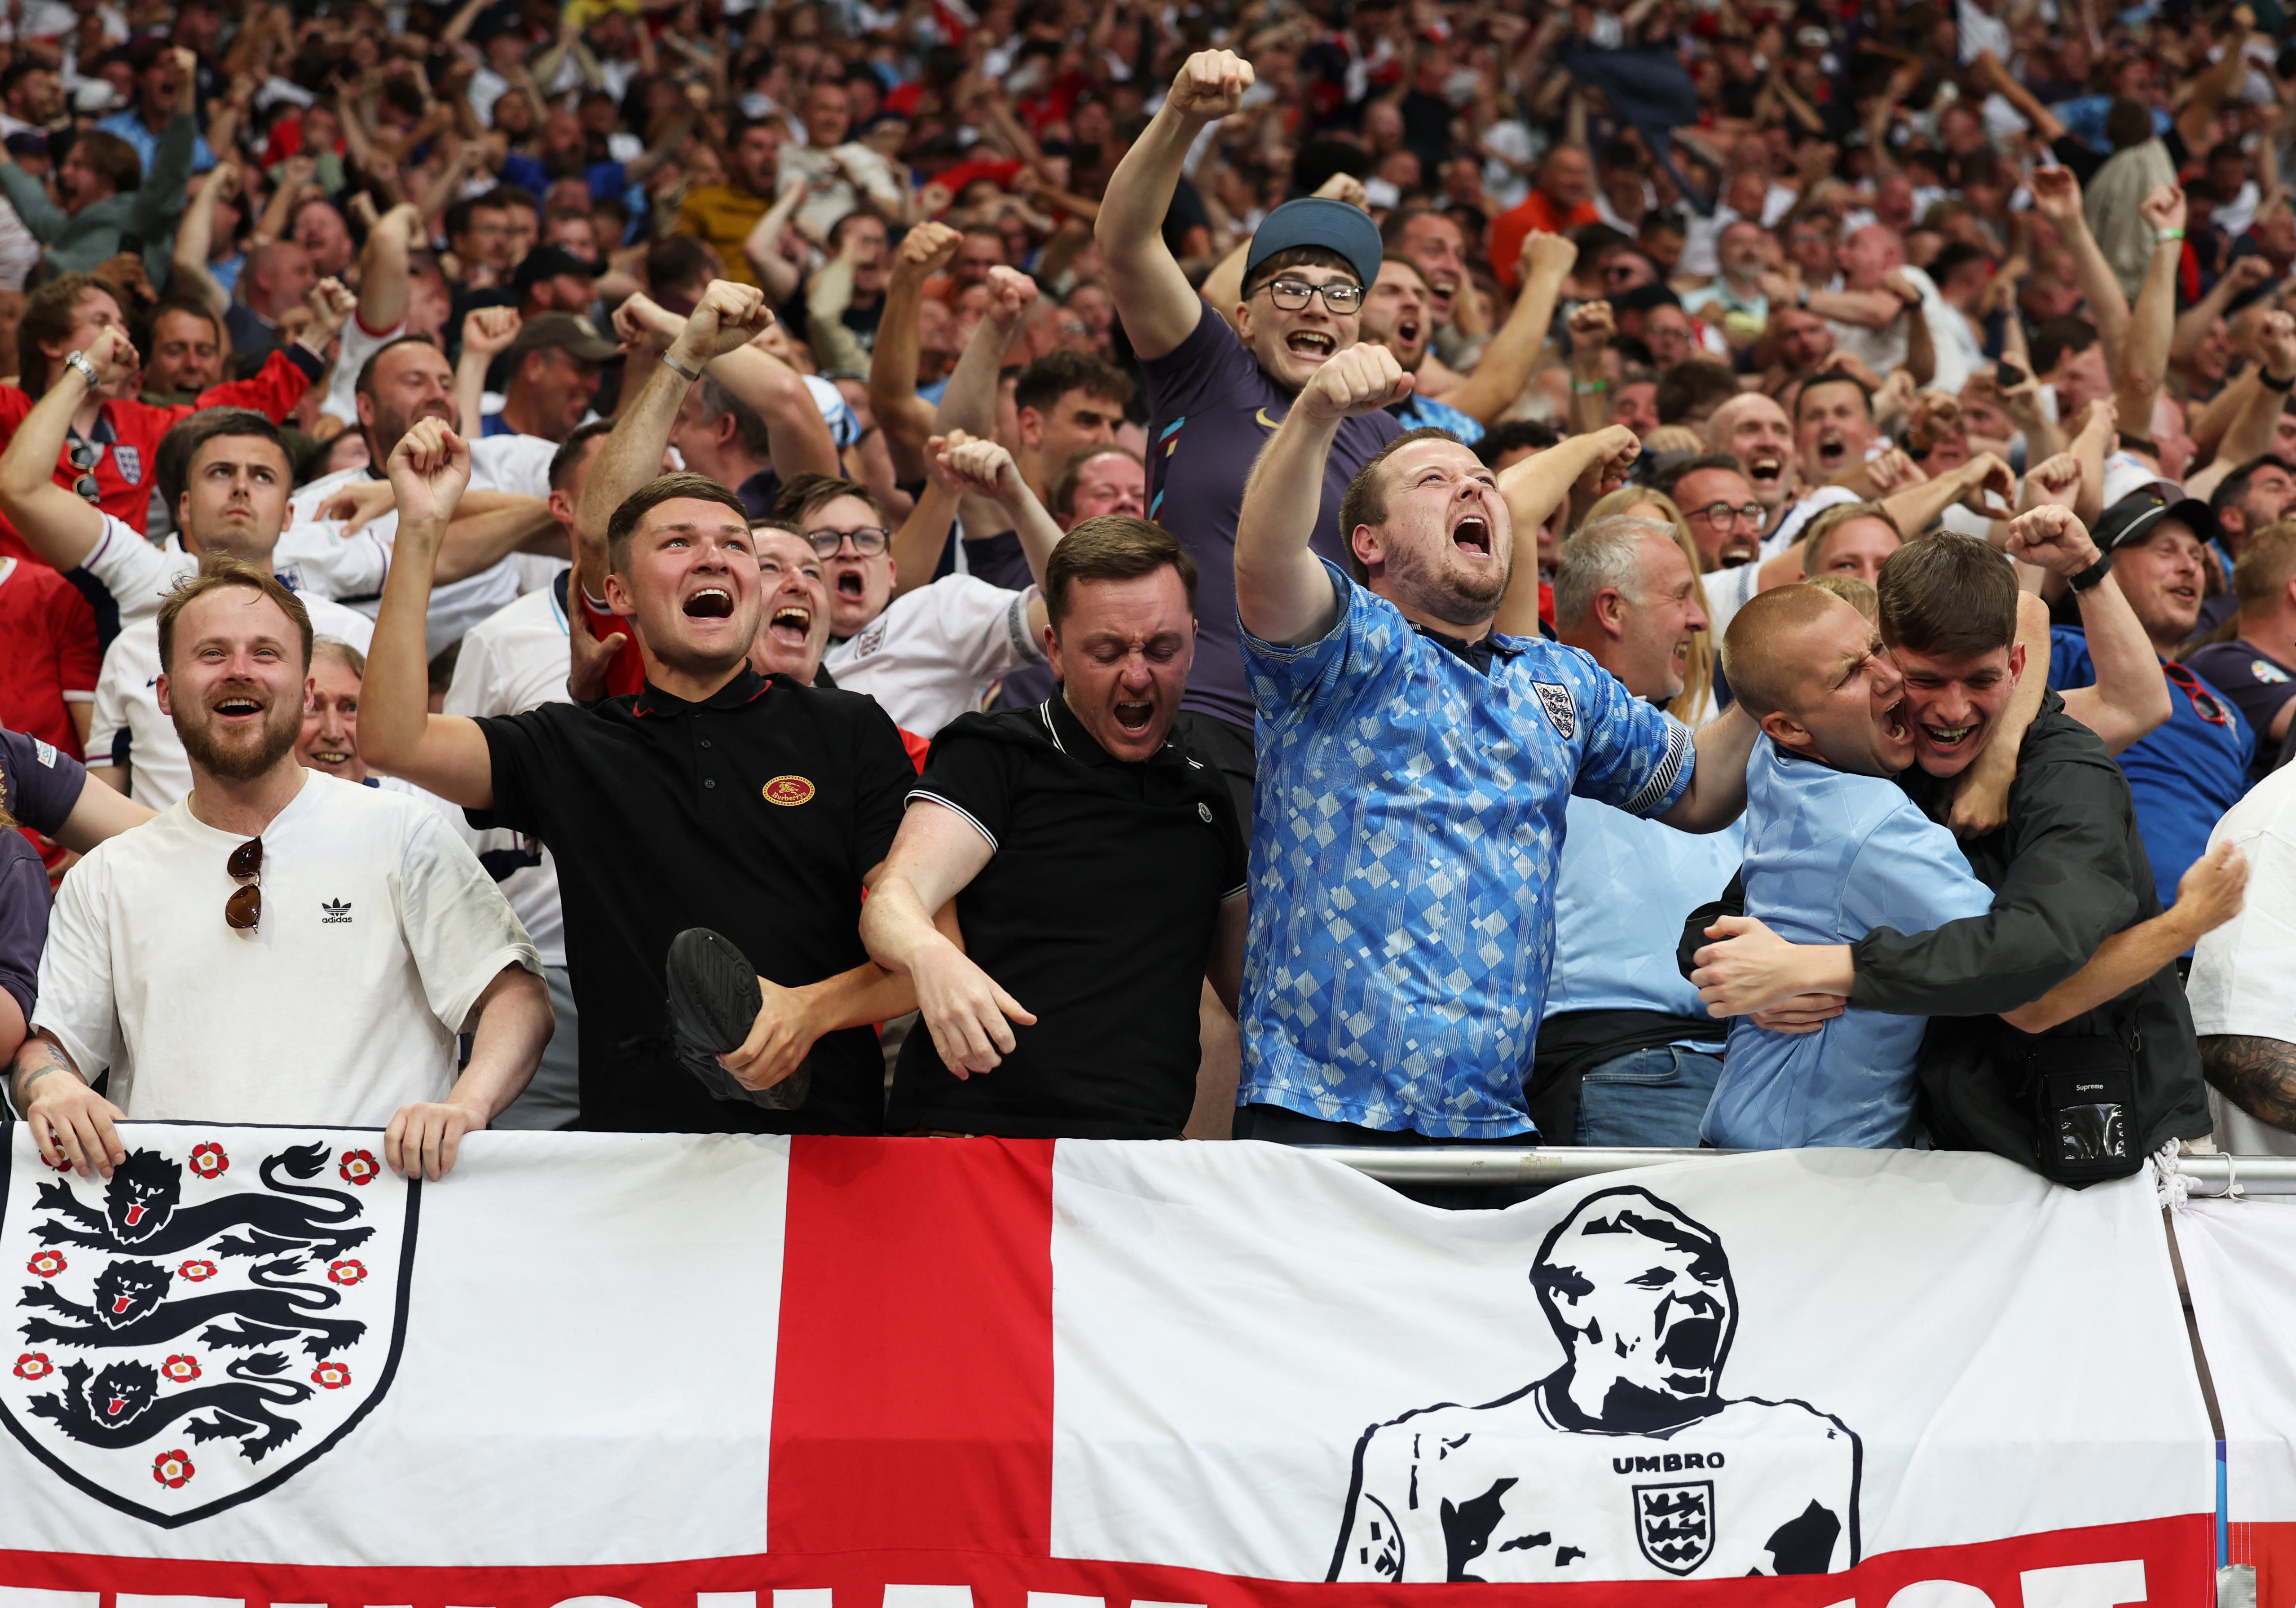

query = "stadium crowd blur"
[{"left": 5, "top": 0, "right": 2296, "bottom": 1198}]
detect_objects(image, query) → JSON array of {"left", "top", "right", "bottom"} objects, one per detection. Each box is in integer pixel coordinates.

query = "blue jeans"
[{"left": 1574, "top": 1046, "right": 1722, "bottom": 1148}]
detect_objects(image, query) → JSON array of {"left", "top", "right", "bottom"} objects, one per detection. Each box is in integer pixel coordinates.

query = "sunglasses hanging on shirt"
[{"left": 225, "top": 837, "right": 262, "bottom": 931}]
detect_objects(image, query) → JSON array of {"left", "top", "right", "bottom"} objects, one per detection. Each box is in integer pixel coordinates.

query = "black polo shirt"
[
  {"left": 889, "top": 695, "right": 1247, "bottom": 1139},
  {"left": 470, "top": 668, "right": 913, "bottom": 1135}
]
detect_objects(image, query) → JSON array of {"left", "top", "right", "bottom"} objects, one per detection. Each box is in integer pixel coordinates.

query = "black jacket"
[{"left": 1681, "top": 694, "right": 2209, "bottom": 1169}]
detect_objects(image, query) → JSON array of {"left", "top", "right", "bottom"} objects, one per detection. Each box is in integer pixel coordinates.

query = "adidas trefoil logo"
[{"left": 320, "top": 900, "right": 353, "bottom": 924}]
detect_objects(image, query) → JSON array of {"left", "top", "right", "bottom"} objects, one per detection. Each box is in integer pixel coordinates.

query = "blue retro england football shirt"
[{"left": 1238, "top": 560, "right": 1697, "bottom": 1137}]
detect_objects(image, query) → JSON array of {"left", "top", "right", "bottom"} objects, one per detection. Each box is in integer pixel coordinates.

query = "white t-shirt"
[
  {"left": 77, "top": 512, "right": 385, "bottom": 620},
  {"left": 440, "top": 581, "right": 571, "bottom": 967},
  {"left": 88, "top": 595, "right": 374, "bottom": 812},
  {"left": 292, "top": 433, "right": 560, "bottom": 657},
  {"left": 33, "top": 769, "right": 541, "bottom": 1124},
  {"left": 319, "top": 312, "right": 405, "bottom": 429},
  {"left": 821, "top": 575, "right": 1045, "bottom": 738},
  {"left": 2190, "top": 764, "right": 2296, "bottom": 1155}
]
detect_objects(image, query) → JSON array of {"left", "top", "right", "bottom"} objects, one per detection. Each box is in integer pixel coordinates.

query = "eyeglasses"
[
  {"left": 1257, "top": 278, "right": 1366, "bottom": 314},
  {"left": 67, "top": 438, "right": 98, "bottom": 501},
  {"left": 2164, "top": 662, "right": 2230, "bottom": 727},
  {"left": 225, "top": 837, "right": 262, "bottom": 931},
  {"left": 804, "top": 525, "right": 890, "bottom": 557},
  {"left": 1686, "top": 501, "right": 1766, "bottom": 528}
]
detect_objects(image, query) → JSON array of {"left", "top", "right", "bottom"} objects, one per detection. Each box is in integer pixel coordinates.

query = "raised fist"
[
  {"left": 2004, "top": 500, "right": 2102, "bottom": 578},
  {"left": 462, "top": 305, "right": 524, "bottom": 358},
  {"left": 674, "top": 279, "right": 775, "bottom": 365},
  {"left": 1167, "top": 50, "right": 1254, "bottom": 121},
  {"left": 985, "top": 265, "right": 1038, "bottom": 324},
  {"left": 896, "top": 220, "right": 961, "bottom": 280},
  {"left": 1299, "top": 341, "right": 1412, "bottom": 422}
]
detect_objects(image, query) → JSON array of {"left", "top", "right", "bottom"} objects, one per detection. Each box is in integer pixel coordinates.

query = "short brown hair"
[
  {"left": 1876, "top": 532, "right": 2018, "bottom": 657},
  {"left": 606, "top": 473, "right": 754, "bottom": 570},
  {"left": 156, "top": 556, "right": 313, "bottom": 675},
  {"left": 311, "top": 636, "right": 366, "bottom": 678},
  {"left": 1337, "top": 426, "right": 1459, "bottom": 581},
  {"left": 773, "top": 472, "right": 877, "bottom": 528},
  {"left": 1800, "top": 500, "right": 1900, "bottom": 575},
  {"left": 18, "top": 273, "right": 119, "bottom": 394},
  {"left": 72, "top": 129, "right": 141, "bottom": 195},
  {"left": 1049, "top": 445, "right": 1143, "bottom": 521},
  {"left": 1044, "top": 517, "right": 1197, "bottom": 628},
  {"left": 2237, "top": 521, "right": 2296, "bottom": 613}
]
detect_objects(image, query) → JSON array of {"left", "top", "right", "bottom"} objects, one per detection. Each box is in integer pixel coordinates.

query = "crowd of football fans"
[{"left": 4, "top": 0, "right": 2296, "bottom": 1197}]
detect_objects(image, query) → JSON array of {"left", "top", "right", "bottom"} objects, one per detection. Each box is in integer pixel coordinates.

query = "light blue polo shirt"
[
  {"left": 1238, "top": 560, "right": 1698, "bottom": 1137},
  {"left": 1549, "top": 796, "right": 1744, "bottom": 1028},
  {"left": 1705, "top": 736, "right": 1995, "bottom": 1150}
]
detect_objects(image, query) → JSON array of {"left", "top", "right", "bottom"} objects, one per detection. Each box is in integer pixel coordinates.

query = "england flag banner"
[
  {"left": 0, "top": 1126, "right": 2215, "bottom": 1606},
  {"left": 2170, "top": 1199, "right": 2296, "bottom": 1608}
]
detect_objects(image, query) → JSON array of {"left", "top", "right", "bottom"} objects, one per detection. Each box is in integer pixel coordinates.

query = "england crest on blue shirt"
[
  {"left": 110, "top": 445, "right": 140, "bottom": 486},
  {"left": 1533, "top": 681, "right": 1578, "bottom": 740}
]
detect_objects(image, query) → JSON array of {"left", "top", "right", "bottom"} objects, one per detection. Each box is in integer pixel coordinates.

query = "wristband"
[
  {"left": 2264, "top": 368, "right": 2296, "bottom": 394},
  {"left": 2067, "top": 552, "right": 2114, "bottom": 593},
  {"left": 2155, "top": 228, "right": 2186, "bottom": 244},
  {"left": 1572, "top": 377, "right": 1607, "bottom": 394},
  {"left": 661, "top": 351, "right": 706, "bottom": 382},
  {"left": 62, "top": 350, "right": 97, "bottom": 389}
]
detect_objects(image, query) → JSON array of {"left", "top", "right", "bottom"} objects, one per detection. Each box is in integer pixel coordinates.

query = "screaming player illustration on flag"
[{"left": 1329, "top": 1186, "right": 1860, "bottom": 1583}]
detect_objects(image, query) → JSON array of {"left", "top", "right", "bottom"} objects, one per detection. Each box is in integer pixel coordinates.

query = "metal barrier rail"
[{"left": 1314, "top": 1146, "right": 2296, "bottom": 1194}]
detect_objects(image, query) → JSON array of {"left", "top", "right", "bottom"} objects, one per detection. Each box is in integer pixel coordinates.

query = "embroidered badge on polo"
[
  {"left": 763, "top": 776, "right": 815, "bottom": 806},
  {"left": 111, "top": 445, "right": 141, "bottom": 486}
]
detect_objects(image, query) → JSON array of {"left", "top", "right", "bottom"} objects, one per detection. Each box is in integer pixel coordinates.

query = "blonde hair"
[{"left": 1579, "top": 486, "right": 1715, "bottom": 724}]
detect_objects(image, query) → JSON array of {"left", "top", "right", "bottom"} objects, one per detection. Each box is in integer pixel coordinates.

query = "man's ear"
[
  {"left": 303, "top": 672, "right": 318, "bottom": 715},
  {"left": 1758, "top": 708, "right": 1809, "bottom": 748},
  {"left": 1041, "top": 619, "right": 1062, "bottom": 678},
  {"left": 154, "top": 670, "right": 172, "bottom": 718},
  {"left": 2006, "top": 640, "right": 2026, "bottom": 685},
  {"left": 1017, "top": 406, "right": 1044, "bottom": 449},
  {"left": 1594, "top": 587, "right": 1631, "bottom": 639},
  {"left": 600, "top": 567, "right": 639, "bottom": 619},
  {"left": 1351, "top": 521, "right": 1385, "bottom": 577}
]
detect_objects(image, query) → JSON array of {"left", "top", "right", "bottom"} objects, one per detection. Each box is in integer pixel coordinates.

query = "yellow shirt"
[{"left": 675, "top": 185, "right": 772, "bottom": 288}]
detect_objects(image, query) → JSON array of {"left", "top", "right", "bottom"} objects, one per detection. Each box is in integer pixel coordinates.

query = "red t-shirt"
[
  {"left": 1487, "top": 191, "right": 1602, "bottom": 289},
  {"left": 0, "top": 555, "right": 99, "bottom": 873},
  {"left": 0, "top": 347, "right": 321, "bottom": 563}
]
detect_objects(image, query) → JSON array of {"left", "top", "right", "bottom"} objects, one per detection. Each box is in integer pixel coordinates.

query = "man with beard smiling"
[
  {"left": 1701, "top": 585, "right": 1996, "bottom": 1148},
  {"left": 1227, "top": 342, "right": 1757, "bottom": 1146},
  {"left": 1098, "top": 49, "right": 1401, "bottom": 820},
  {"left": 17, "top": 557, "right": 551, "bottom": 1183},
  {"left": 860, "top": 517, "right": 1247, "bottom": 1139},
  {"left": 1690, "top": 523, "right": 2225, "bottom": 1179},
  {"left": 360, "top": 335, "right": 920, "bottom": 1136}
]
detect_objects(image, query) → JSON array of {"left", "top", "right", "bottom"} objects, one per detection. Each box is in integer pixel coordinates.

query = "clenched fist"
[
  {"left": 1167, "top": 50, "right": 1255, "bottom": 121},
  {"left": 1297, "top": 341, "right": 1413, "bottom": 422}
]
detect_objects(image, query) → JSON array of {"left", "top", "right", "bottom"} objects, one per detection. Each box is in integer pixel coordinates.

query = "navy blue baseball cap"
[{"left": 1245, "top": 198, "right": 1382, "bottom": 291}]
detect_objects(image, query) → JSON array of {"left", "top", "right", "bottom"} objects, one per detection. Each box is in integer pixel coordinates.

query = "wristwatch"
[
  {"left": 2068, "top": 551, "right": 2114, "bottom": 593},
  {"left": 62, "top": 350, "right": 97, "bottom": 388}
]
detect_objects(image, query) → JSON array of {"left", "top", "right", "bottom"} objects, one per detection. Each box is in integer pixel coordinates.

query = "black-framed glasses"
[
  {"left": 1686, "top": 500, "right": 1766, "bottom": 527},
  {"left": 1258, "top": 278, "right": 1366, "bottom": 314},
  {"left": 2164, "top": 662, "right": 2230, "bottom": 727},
  {"left": 805, "top": 525, "right": 890, "bottom": 557},
  {"left": 225, "top": 837, "right": 262, "bottom": 931}
]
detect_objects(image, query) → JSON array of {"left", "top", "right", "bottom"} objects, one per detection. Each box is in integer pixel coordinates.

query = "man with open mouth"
[
  {"left": 861, "top": 517, "right": 1247, "bottom": 1140},
  {"left": 361, "top": 283, "right": 922, "bottom": 1139},
  {"left": 1697, "top": 583, "right": 1996, "bottom": 1149},
  {"left": 1689, "top": 521, "right": 2231, "bottom": 1181},
  {"left": 1356, "top": 232, "right": 1576, "bottom": 448},
  {"left": 1226, "top": 340, "right": 1759, "bottom": 1152},
  {"left": 1097, "top": 49, "right": 1403, "bottom": 825}
]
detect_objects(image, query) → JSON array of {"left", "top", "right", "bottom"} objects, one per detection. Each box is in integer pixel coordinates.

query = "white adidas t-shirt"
[
  {"left": 33, "top": 769, "right": 542, "bottom": 1125},
  {"left": 822, "top": 574, "right": 1046, "bottom": 738}
]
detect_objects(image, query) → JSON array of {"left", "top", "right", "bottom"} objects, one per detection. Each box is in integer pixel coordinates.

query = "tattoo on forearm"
[{"left": 2200, "top": 1035, "right": 2296, "bottom": 1133}]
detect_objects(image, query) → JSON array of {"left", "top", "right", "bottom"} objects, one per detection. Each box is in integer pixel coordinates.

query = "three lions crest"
[{"left": 0, "top": 1127, "right": 415, "bottom": 1526}]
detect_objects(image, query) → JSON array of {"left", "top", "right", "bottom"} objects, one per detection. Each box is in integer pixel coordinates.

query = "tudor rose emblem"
[{"left": 0, "top": 1125, "right": 415, "bottom": 1526}]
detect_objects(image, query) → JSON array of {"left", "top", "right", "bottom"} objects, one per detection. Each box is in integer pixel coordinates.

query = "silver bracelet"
[
  {"left": 661, "top": 351, "right": 705, "bottom": 382},
  {"left": 62, "top": 350, "right": 97, "bottom": 388}
]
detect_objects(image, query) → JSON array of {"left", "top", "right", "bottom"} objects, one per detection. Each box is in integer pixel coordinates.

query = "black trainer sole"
[{"left": 665, "top": 927, "right": 811, "bottom": 1110}]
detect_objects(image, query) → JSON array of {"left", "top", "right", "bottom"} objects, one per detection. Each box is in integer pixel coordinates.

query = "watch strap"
[{"left": 2068, "top": 552, "right": 2114, "bottom": 593}]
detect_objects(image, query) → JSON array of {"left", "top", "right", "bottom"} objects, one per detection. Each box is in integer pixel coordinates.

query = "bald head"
[{"left": 1719, "top": 584, "right": 1855, "bottom": 720}]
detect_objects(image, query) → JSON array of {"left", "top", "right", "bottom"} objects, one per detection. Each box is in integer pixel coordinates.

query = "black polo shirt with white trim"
[
  {"left": 889, "top": 694, "right": 1247, "bottom": 1139},
  {"left": 470, "top": 667, "right": 913, "bottom": 1134}
]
